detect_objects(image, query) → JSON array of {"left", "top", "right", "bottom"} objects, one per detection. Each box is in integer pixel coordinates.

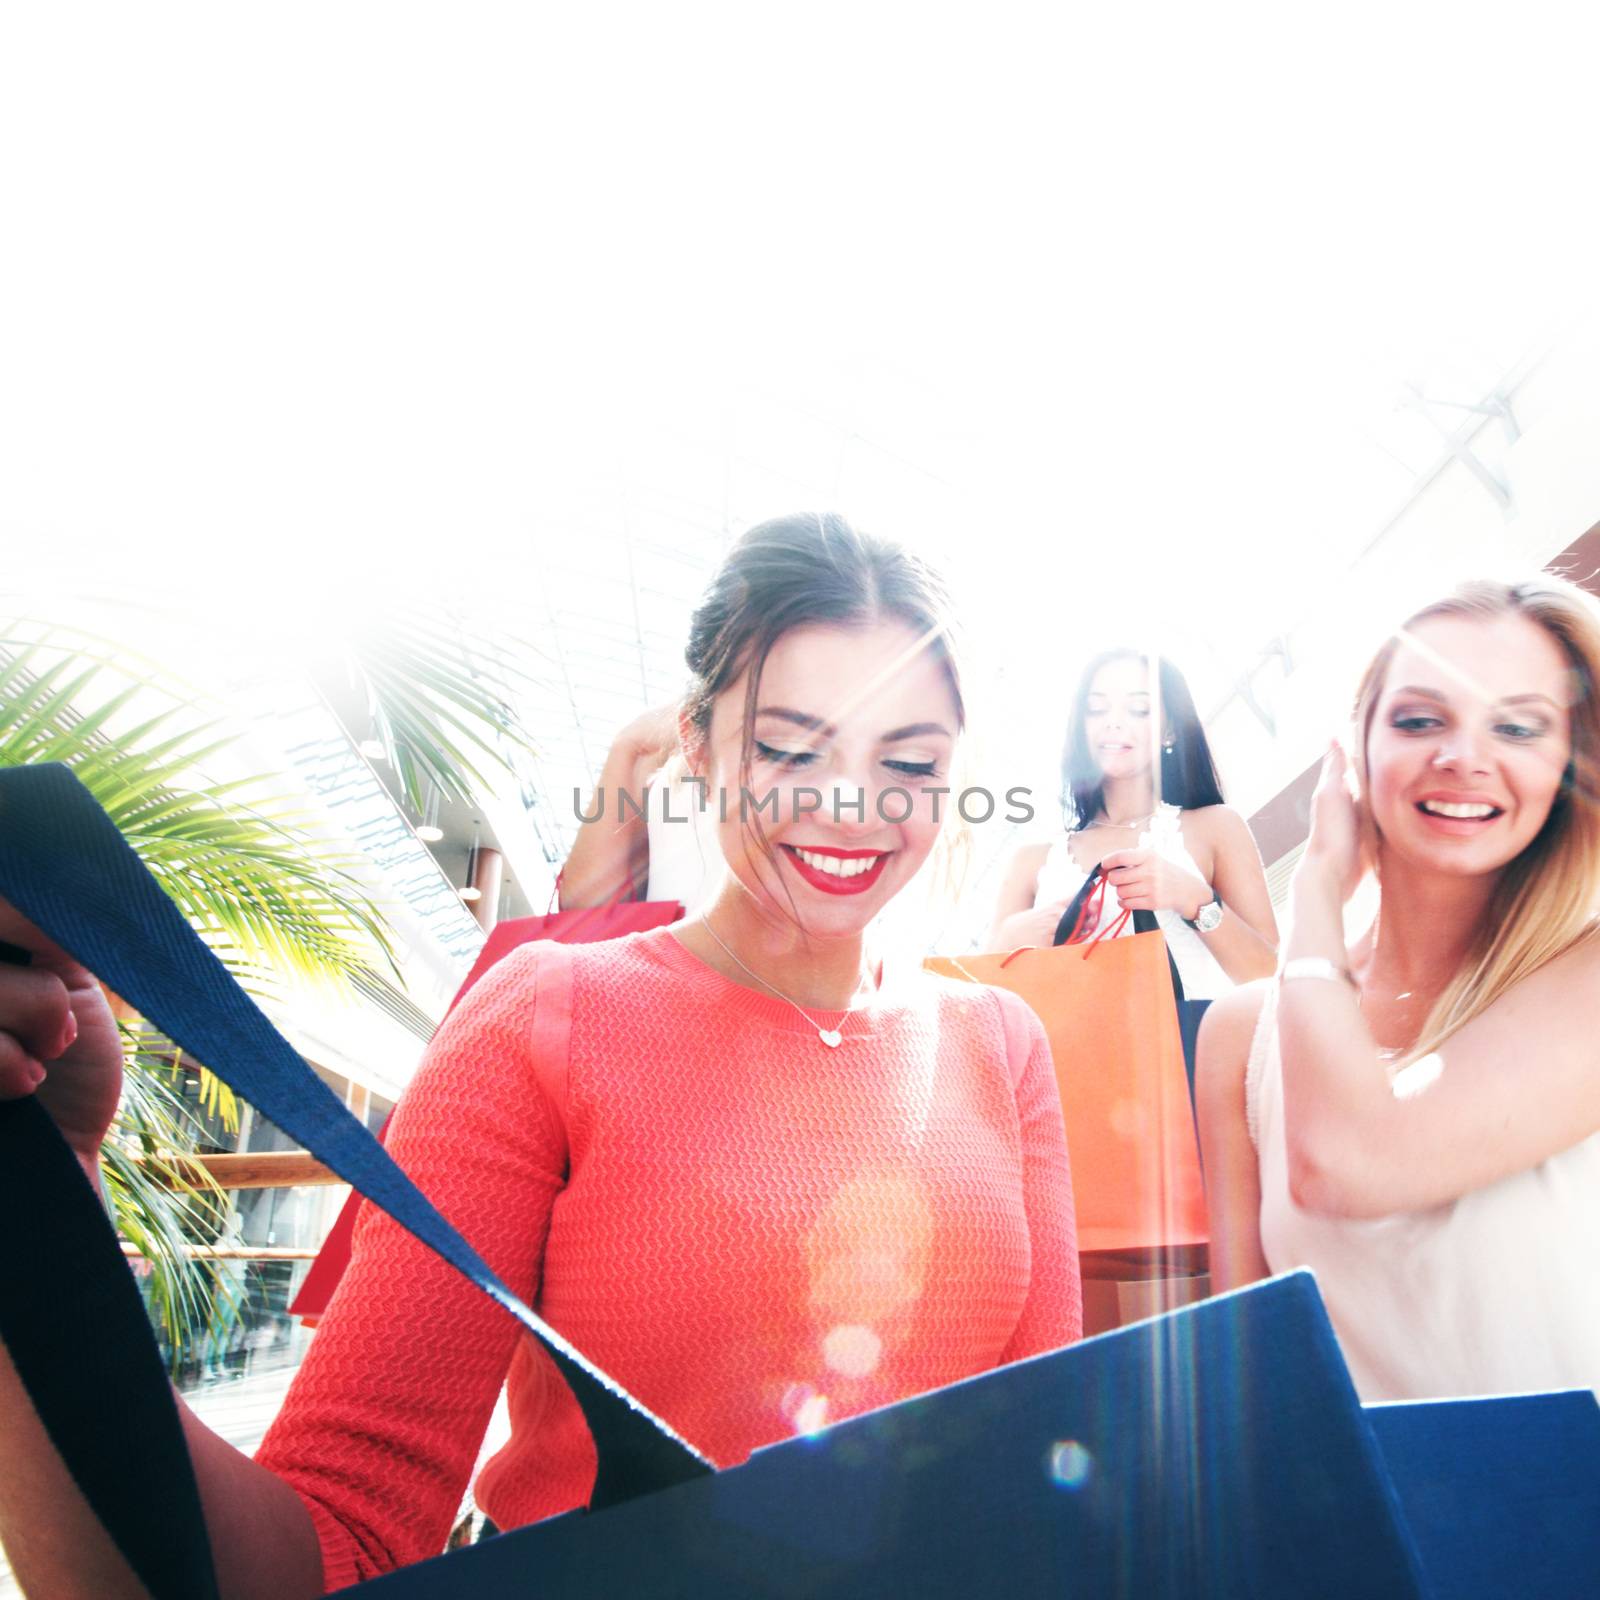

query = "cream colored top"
[{"left": 1247, "top": 982, "right": 1600, "bottom": 1400}]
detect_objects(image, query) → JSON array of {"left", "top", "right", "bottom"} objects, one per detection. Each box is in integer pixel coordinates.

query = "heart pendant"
[{"left": 818, "top": 1028, "right": 843, "bottom": 1048}]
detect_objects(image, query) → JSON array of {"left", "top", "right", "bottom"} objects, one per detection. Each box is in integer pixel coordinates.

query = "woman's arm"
[
  {"left": 1189, "top": 806, "right": 1279, "bottom": 983},
  {"left": 1282, "top": 859, "right": 1600, "bottom": 1218},
  {"left": 1195, "top": 983, "right": 1272, "bottom": 1291},
  {"left": 559, "top": 705, "right": 678, "bottom": 909},
  {"left": 983, "top": 842, "right": 1065, "bottom": 951},
  {"left": 0, "top": 1353, "right": 324, "bottom": 1600},
  {"left": 0, "top": 913, "right": 323, "bottom": 1600},
  {"left": 1278, "top": 747, "right": 1600, "bottom": 1218},
  {"left": 255, "top": 943, "right": 566, "bottom": 1587}
]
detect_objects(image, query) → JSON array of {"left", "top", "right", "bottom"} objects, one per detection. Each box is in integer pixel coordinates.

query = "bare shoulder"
[
  {"left": 1180, "top": 803, "right": 1252, "bottom": 846},
  {"left": 1008, "top": 838, "right": 1054, "bottom": 873},
  {"left": 994, "top": 838, "right": 1054, "bottom": 895},
  {"left": 1196, "top": 979, "right": 1273, "bottom": 1088},
  {"left": 1553, "top": 918, "right": 1600, "bottom": 970},
  {"left": 1502, "top": 919, "right": 1600, "bottom": 1004}
]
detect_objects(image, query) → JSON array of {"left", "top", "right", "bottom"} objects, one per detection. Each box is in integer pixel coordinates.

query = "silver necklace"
[
  {"left": 697, "top": 918, "right": 871, "bottom": 1048},
  {"left": 1092, "top": 810, "right": 1154, "bottom": 832}
]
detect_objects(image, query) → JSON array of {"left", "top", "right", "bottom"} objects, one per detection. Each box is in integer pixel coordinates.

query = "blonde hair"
[{"left": 1353, "top": 575, "right": 1600, "bottom": 1060}]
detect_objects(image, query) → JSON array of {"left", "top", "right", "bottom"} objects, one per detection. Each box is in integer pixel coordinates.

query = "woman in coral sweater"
[{"left": 0, "top": 512, "right": 1080, "bottom": 1597}]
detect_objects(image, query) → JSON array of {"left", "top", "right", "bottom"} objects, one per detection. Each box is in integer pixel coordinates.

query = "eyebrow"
[
  {"left": 754, "top": 706, "right": 954, "bottom": 742},
  {"left": 1391, "top": 685, "right": 1562, "bottom": 710}
]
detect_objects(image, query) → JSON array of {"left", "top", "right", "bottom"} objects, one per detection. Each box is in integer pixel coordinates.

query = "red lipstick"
[{"left": 779, "top": 844, "right": 891, "bottom": 896}]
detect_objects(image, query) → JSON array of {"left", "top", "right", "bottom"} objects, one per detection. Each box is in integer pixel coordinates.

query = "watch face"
[{"left": 1195, "top": 899, "right": 1224, "bottom": 933}]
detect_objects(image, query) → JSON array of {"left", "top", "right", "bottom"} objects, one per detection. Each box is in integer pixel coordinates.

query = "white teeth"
[
  {"left": 1420, "top": 800, "right": 1498, "bottom": 820},
  {"left": 794, "top": 848, "right": 880, "bottom": 878}
]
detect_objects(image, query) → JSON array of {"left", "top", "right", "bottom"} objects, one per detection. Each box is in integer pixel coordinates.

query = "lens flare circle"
[
  {"left": 1047, "top": 1439, "right": 1092, "bottom": 1489},
  {"left": 822, "top": 1323, "right": 883, "bottom": 1378}
]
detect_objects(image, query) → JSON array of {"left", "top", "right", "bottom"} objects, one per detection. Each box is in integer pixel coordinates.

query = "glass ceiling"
[{"left": 5, "top": 8, "right": 1589, "bottom": 936}]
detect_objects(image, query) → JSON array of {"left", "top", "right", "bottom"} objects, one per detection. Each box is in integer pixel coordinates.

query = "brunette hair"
[
  {"left": 682, "top": 512, "right": 965, "bottom": 910},
  {"left": 685, "top": 511, "right": 963, "bottom": 743},
  {"left": 1353, "top": 575, "right": 1600, "bottom": 1060},
  {"left": 1060, "top": 650, "right": 1225, "bottom": 828}
]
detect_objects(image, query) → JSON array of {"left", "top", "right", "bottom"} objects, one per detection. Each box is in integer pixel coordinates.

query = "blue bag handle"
[{"left": 0, "top": 764, "right": 711, "bottom": 1600}]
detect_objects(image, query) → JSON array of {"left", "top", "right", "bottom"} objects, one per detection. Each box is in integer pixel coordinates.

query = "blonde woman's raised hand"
[{"left": 1297, "top": 741, "right": 1367, "bottom": 905}]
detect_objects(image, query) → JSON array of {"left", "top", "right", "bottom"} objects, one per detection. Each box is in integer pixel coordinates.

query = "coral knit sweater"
[{"left": 256, "top": 926, "right": 1081, "bottom": 1591}]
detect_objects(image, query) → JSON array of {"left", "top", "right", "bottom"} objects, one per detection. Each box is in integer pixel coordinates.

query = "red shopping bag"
[{"left": 289, "top": 899, "right": 684, "bottom": 1321}]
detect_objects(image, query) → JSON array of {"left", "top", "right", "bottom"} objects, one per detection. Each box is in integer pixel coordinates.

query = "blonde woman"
[{"left": 1198, "top": 577, "right": 1600, "bottom": 1401}]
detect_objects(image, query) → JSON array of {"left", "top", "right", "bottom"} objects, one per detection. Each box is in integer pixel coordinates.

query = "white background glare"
[{"left": 4, "top": 5, "right": 1597, "bottom": 898}]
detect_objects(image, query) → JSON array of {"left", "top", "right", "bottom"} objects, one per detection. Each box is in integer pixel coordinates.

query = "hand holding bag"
[{"left": 926, "top": 864, "right": 1206, "bottom": 1255}]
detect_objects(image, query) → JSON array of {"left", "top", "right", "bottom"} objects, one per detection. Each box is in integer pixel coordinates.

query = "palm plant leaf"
[
  {"left": 100, "top": 1030, "right": 239, "bottom": 1372},
  {"left": 331, "top": 608, "right": 546, "bottom": 812},
  {"left": 0, "top": 644, "right": 391, "bottom": 1366},
  {"left": 0, "top": 596, "right": 542, "bottom": 1369},
  {"left": 0, "top": 640, "right": 396, "bottom": 985}
]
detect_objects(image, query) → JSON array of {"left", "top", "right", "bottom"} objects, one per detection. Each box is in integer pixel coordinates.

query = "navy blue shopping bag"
[{"left": 3, "top": 764, "right": 1596, "bottom": 1600}]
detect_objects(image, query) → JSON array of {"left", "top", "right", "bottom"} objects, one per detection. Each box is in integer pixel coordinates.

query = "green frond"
[
  {"left": 102, "top": 1030, "right": 239, "bottom": 1370},
  {"left": 0, "top": 598, "right": 535, "bottom": 1365},
  {"left": 0, "top": 648, "right": 397, "bottom": 985},
  {"left": 329, "top": 609, "right": 546, "bottom": 812}
]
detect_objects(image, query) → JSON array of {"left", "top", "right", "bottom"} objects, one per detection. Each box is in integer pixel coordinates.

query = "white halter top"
[{"left": 1030, "top": 804, "right": 1227, "bottom": 1000}]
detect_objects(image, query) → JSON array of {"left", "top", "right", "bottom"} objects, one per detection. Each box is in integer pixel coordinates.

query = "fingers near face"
[{"left": 1365, "top": 613, "right": 1574, "bottom": 878}]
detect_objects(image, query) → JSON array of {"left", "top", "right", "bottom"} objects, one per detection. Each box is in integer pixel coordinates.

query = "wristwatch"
[{"left": 1185, "top": 893, "right": 1224, "bottom": 934}]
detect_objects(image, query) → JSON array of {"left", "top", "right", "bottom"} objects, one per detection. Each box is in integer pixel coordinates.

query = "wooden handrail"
[
  {"left": 144, "top": 1151, "right": 340, "bottom": 1190},
  {"left": 120, "top": 1243, "right": 320, "bottom": 1261}
]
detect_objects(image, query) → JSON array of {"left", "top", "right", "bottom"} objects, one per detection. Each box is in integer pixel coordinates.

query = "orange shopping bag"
[{"left": 926, "top": 931, "right": 1206, "bottom": 1255}]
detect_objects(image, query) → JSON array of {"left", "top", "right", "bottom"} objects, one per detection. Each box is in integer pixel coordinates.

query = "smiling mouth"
[
  {"left": 1416, "top": 800, "right": 1503, "bottom": 821},
  {"left": 780, "top": 845, "right": 891, "bottom": 895}
]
